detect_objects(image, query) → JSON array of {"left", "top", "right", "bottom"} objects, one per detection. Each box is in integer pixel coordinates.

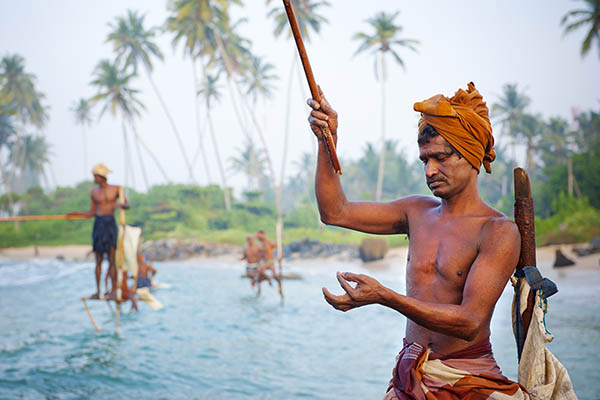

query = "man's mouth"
[{"left": 428, "top": 180, "right": 445, "bottom": 188}]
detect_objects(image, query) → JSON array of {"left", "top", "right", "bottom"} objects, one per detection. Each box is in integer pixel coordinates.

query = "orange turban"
[{"left": 414, "top": 82, "right": 495, "bottom": 173}]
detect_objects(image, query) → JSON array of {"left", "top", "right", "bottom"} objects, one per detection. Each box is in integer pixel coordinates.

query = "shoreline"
[{"left": 0, "top": 243, "right": 597, "bottom": 272}]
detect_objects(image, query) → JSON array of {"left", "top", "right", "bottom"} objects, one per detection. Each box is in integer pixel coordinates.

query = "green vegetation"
[
  {"left": 1, "top": 2, "right": 599, "bottom": 249},
  {"left": 0, "top": 182, "right": 409, "bottom": 248}
]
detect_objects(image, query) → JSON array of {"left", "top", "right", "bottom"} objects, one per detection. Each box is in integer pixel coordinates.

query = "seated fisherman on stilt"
[{"left": 309, "top": 83, "right": 529, "bottom": 398}]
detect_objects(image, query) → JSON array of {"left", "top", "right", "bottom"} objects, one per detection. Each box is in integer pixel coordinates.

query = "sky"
[{"left": 1, "top": 0, "right": 599, "bottom": 194}]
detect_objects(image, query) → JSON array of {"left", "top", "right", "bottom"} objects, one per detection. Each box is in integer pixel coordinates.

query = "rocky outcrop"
[
  {"left": 283, "top": 238, "right": 357, "bottom": 260},
  {"left": 141, "top": 239, "right": 241, "bottom": 261},
  {"left": 140, "top": 237, "right": 359, "bottom": 262},
  {"left": 358, "top": 238, "right": 388, "bottom": 262},
  {"left": 572, "top": 236, "right": 600, "bottom": 257}
]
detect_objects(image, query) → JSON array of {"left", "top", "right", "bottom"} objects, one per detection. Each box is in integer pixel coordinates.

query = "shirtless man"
[
  {"left": 136, "top": 253, "right": 156, "bottom": 289},
  {"left": 253, "top": 231, "right": 284, "bottom": 296},
  {"left": 241, "top": 236, "right": 262, "bottom": 281},
  {"left": 68, "top": 163, "right": 129, "bottom": 300},
  {"left": 308, "top": 84, "right": 528, "bottom": 397}
]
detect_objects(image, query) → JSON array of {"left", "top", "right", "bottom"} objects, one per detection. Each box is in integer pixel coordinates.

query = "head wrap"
[
  {"left": 414, "top": 82, "right": 495, "bottom": 173},
  {"left": 91, "top": 163, "right": 112, "bottom": 179}
]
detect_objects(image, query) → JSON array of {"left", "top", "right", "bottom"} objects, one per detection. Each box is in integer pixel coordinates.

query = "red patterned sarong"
[{"left": 383, "top": 339, "right": 529, "bottom": 399}]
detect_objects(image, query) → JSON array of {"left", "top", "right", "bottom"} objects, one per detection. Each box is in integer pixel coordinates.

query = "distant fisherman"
[
  {"left": 68, "top": 163, "right": 129, "bottom": 300},
  {"left": 136, "top": 253, "right": 156, "bottom": 289},
  {"left": 253, "top": 230, "right": 283, "bottom": 297},
  {"left": 241, "top": 235, "right": 262, "bottom": 282}
]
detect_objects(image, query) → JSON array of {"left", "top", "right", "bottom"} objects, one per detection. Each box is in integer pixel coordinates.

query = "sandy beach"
[{"left": 1, "top": 243, "right": 598, "bottom": 272}]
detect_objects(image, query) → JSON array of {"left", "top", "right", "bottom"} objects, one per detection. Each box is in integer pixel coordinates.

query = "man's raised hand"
[
  {"left": 307, "top": 86, "right": 338, "bottom": 141},
  {"left": 322, "top": 272, "right": 385, "bottom": 312}
]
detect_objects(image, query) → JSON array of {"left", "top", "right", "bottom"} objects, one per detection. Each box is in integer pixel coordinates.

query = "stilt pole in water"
[
  {"left": 81, "top": 297, "right": 100, "bottom": 332},
  {"left": 115, "top": 303, "right": 121, "bottom": 333}
]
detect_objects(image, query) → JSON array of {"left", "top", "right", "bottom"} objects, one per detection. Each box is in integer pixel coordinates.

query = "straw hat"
[{"left": 91, "top": 163, "right": 112, "bottom": 179}]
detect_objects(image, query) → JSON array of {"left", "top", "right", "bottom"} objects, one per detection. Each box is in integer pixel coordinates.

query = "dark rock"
[
  {"left": 359, "top": 238, "right": 388, "bottom": 262},
  {"left": 553, "top": 249, "right": 575, "bottom": 268}
]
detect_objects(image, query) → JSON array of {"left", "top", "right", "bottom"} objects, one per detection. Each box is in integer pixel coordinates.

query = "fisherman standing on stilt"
[{"left": 68, "top": 163, "right": 129, "bottom": 300}]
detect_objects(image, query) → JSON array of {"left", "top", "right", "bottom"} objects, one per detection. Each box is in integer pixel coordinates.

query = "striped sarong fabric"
[{"left": 383, "top": 339, "right": 529, "bottom": 400}]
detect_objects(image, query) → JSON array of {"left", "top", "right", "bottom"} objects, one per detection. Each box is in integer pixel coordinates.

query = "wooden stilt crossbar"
[
  {"left": 0, "top": 214, "right": 88, "bottom": 222},
  {"left": 81, "top": 297, "right": 101, "bottom": 332}
]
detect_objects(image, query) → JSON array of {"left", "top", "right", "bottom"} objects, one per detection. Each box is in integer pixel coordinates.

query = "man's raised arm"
[{"left": 308, "top": 88, "right": 417, "bottom": 235}]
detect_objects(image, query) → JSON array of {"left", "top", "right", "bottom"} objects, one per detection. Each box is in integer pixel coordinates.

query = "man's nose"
[{"left": 425, "top": 160, "right": 439, "bottom": 178}]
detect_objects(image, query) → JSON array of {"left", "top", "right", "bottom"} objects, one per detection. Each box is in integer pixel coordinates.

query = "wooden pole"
[
  {"left": 81, "top": 297, "right": 101, "bottom": 332},
  {"left": 513, "top": 167, "right": 537, "bottom": 360},
  {"left": 0, "top": 214, "right": 88, "bottom": 222},
  {"left": 115, "top": 303, "right": 121, "bottom": 333},
  {"left": 282, "top": 0, "right": 342, "bottom": 175}
]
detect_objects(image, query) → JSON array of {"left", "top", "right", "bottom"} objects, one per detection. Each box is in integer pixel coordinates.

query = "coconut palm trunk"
[
  {"left": 128, "top": 120, "right": 171, "bottom": 183},
  {"left": 143, "top": 64, "right": 196, "bottom": 183},
  {"left": 200, "top": 64, "right": 231, "bottom": 211},
  {"left": 191, "top": 58, "right": 212, "bottom": 184},
  {"left": 375, "top": 52, "right": 386, "bottom": 202},
  {"left": 81, "top": 126, "right": 88, "bottom": 181},
  {"left": 205, "top": 102, "right": 231, "bottom": 211},
  {"left": 128, "top": 120, "right": 150, "bottom": 190}
]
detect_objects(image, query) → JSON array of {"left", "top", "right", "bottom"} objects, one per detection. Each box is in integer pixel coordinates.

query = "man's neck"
[
  {"left": 439, "top": 179, "right": 483, "bottom": 217},
  {"left": 98, "top": 181, "right": 108, "bottom": 189}
]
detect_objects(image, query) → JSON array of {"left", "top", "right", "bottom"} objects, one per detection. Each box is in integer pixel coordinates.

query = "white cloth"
[
  {"left": 116, "top": 225, "right": 142, "bottom": 301},
  {"left": 511, "top": 277, "right": 578, "bottom": 400}
]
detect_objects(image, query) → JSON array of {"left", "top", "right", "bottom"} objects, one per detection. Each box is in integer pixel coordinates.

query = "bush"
[{"left": 536, "top": 193, "right": 600, "bottom": 245}]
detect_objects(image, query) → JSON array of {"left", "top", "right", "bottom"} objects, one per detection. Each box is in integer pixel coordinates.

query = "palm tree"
[
  {"left": 229, "top": 137, "right": 265, "bottom": 193},
  {"left": 561, "top": 0, "right": 600, "bottom": 59},
  {"left": 539, "top": 117, "right": 581, "bottom": 197},
  {"left": 519, "top": 113, "right": 544, "bottom": 174},
  {"left": 164, "top": 1, "right": 230, "bottom": 185},
  {"left": 0, "top": 54, "right": 48, "bottom": 228},
  {"left": 90, "top": 59, "right": 169, "bottom": 188},
  {"left": 266, "top": 0, "right": 330, "bottom": 41},
  {"left": 107, "top": 10, "right": 196, "bottom": 183},
  {"left": 353, "top": 11, "right": 419, "bottom": 201},
  {"left": 492, "top": 83, "right": 531, "bottom": 139},
  {"left": 71, "top": 98, "right": 93, "bottom": 181},
  {"left": 244, "top": 55, "right": 278, "bottom": 104},
  {"left": 198, "top": 71, "right": 231, "bottom": 211},
  {"left": 0, "top": 54, "right": 48, "bottom": 128},
  {"left": 0, "top": 114, "right": 17, "bottom": 215},
  {"left": 7, "top": 134, "right": 52, "bottom": 192}
]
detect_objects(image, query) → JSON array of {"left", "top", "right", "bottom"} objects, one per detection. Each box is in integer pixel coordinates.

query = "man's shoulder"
[
  {"left": 480, "top": 212, "right": 520, "bottom": 246},
  {"left": 394, "top": 195, "right": 440, "bottom": 211}
]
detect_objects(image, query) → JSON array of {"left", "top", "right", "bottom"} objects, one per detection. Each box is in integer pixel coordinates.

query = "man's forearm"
[
  {"left": 378, "top": 287, "right": 481, "bottom": 341},
  {"left": 315, "top": 140, "right": 346, "bottom": 224}
]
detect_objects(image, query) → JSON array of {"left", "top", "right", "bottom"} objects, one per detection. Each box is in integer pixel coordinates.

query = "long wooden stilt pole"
[
  {"left": 81, "top": 297, "right": 100, "bottom": 332},
  {"left": 115, "top": 303, "right": 121, "bottom": 333}
]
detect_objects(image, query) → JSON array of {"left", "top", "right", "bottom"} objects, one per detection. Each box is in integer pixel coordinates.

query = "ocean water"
[{"left": 0, "top": 257, "right": 598, "bottom": 399}]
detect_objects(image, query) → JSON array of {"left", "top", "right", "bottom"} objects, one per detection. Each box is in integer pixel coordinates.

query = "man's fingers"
[
  {"left": 309, "top": 116, "right": 328, "bottom": 129},
  {"left": 336, "top": 271, "right": 356, "bottom": 297},
  {"left": 341, "top": 272, "right": 364, "bottom": 283},
  {"left": 311, "top": 110, "right": 329, "bottom": 121},
  {"left": 307, "top": 98, "right": 320, "bottom": 110},
  {"left": 322, "top": 288, "right": 353, "bottom": 312}
]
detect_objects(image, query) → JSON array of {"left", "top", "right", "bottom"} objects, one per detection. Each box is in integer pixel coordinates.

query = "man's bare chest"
[
  {"left": 92, "top": 187, "right": 117, "bottom": 205},
  {"left": 407, "top": 218, "right": 485, "bottom": 287}
]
